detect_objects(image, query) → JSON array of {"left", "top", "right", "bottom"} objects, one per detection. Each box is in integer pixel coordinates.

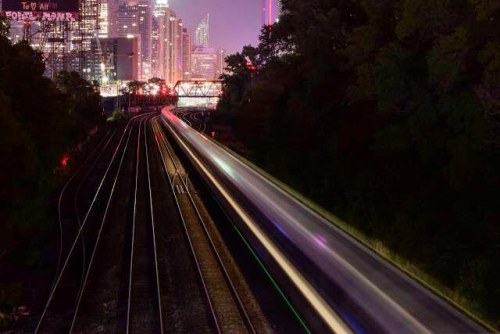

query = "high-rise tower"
[
  {"left": 216, "top": 48, "right": 226, "bottom": 78},
  {"left": 194, "top": 13, "right": 209, "bottom": 48},
  {"left": 161, "top": 8, "right": 183, "bottom": 85},
  {"left": 191, "top": 13, "right": 216, "bottom": 80},
  {"left": 262, "top": 0, "right": 273, "bottom": 26},
  {"left": 113, "top": 2, "right": 152, "bottom": 80},
  {"left": 181, "top": 28, "right": 192, "bottom": 80},
  {"left": 151, "top": 0, "right": 168, "bottom": 78}
]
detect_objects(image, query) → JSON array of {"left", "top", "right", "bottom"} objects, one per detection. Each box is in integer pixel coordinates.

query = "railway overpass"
[{"left": 173, "top": 80, "right": 222, "bottom": 109}]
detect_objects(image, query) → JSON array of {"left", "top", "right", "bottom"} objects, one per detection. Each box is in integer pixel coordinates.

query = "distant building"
[
  {"left": 181, "top": 28, "right": 192, "bottom": 80},
  {"left": 137, "top": 2, "right": 152, "bottom": 78},
  {"left": 191, "top": 47, "right": 217, "bottom": 80},
  {"left": 113, "top": 2, "right": 152, "bottom": 80},
  {"left": 161, "top": 8, "right": 183, "bottom": 86},
  {"left": 78, "top": 0, "right": 100, "bottom": 51},
  {"left": 262, "top": 0, "right": 281, "bottom": 25},
  {"left": 99, "top": 1, "right": 109, "bottom": 38},
  {"left": 190, "top": 13, "right": 216, "bottom": 80},
  {"left": 194, "top": 13, "right": 209, "bottom": 48},
  {"left": 151, "top": 5, "right": 190, "bottom": 85},
  {"left": 88, "top": 37, "right": 139, "bottom": 82},
  {"left": 216, "top": 48, "right": 226, "bottom": 79},
  {"left": 262, "top": 0, "right": 270, "bottom": 26},
  {"left": 28, "top": 0, "right": 101, "bottom": 78},
  {"left": 151, "top": 0, "right": 168, "bottom": 78},
  {"left": 7, "top": 21, "right": 25, "bottom": 44}
]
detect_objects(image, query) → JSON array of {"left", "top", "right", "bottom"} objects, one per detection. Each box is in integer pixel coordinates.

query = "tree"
[
  {"left": 218, "top": 0, "right": 500, "bottom": 327},
  {"left": 0, "top": 35, "right": 104, "bottom": 321},
  {"left": 55, "top": 71, "right": 102, "bottom": 127},
  {"left": 0, "top": 16, "right": 9, "bottom": 38}
]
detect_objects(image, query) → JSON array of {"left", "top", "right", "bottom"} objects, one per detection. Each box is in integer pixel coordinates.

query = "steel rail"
[
  {"left": 192, "top": 111, "right": 205, "bottom": 133},
  {"left": 199, "top": 112, "right": 207, "bottom": 134},
  {"left": 126, "top": 114, "right": 164, "bottom": 334},
  {"left": 126, "top": 116, "right": 143, "bottom": 334},
  {"left": 179, "top": 149, "right": 255, "bottom": 333},
  {"left": 143, "top": 117, "right": 165, "bottom": 333},
  {"left": 68, "top": 114, "right": 144, "bottom": 333},
  {"left": 73, "top": 129, "right": 117, "bottom": 300},
  {"left": 54, "top": 129, "right": 113, "bottom": 288},
  {"left": 155, "top": 118, "right": 256, "bottom": 333},
  {"left": 35, "top": 115, "right": 144, "bottom": 333},
  {"left": 180, "top": 111, "right": 192, "bottom": 127},
  {"left": 151, "top": 119, "right": 222, "bottom": 334}
]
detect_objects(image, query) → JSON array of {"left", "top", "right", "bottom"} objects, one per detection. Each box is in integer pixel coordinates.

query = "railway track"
[
  {"left": 54, "top": 128, "right": 116, "bottom": 296},
  {"left": 126, "top": 115, "right": 163, "bottom": 333},
  {"left": 69, "top": 113, "right": 158, "bottom": 333},
  {"left": 174, "top": 108, "right": 209, "bottom": 133},
  {"left": 152, "top": 117, "right": 267, "bottom": 333},
  {"left": 35, "top": 114, "right": 151, "bottom": 333},
  {"left": 35, "top": 111, "right": 273, "bottom": 333}
]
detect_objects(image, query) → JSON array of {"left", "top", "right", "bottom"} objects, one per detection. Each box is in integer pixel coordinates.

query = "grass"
[{"left": 106, "top": 109, "right": 124, "bottom": 122}]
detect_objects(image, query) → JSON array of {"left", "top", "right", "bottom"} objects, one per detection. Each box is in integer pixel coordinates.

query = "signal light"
[{"left": 60, "top": 154, "right": 70, "bottom": 168}]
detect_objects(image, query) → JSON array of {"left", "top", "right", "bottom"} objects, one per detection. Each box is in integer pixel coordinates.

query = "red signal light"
[{"left": 60, "top": 154, "right": 70, "bottom": 168}]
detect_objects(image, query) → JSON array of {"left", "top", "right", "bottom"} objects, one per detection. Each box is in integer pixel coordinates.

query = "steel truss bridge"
[{"left": 173, "top": 80, "right": 222, "bottom": 109}]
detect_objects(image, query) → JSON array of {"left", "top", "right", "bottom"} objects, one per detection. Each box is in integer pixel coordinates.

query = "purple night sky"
[{"left": 169, "top": 0, "right": 279, "bottom": 55}]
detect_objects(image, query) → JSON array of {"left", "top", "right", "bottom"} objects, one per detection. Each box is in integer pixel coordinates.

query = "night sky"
[{"left": 169, "top": 0, "right": 279, "bottom": 55}]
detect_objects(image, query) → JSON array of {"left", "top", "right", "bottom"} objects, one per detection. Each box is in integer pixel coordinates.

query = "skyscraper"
[
  {"left": 151, "top": 0, "right": 168, "bottom": 78},
  {"left": 181, "top": 28, "right": 192, "bottom": 80},
  {"left": 7, "top": 21, "right": 25, "bottom": 44},
  {"left": 137, "top": 1, "right": 152, "bottom": 78},
  {"left": 191, "top": 13, "right": 216, "bottom": 80},
  {"left": 99, "top": 2, "right": 109, "bottom": 38},
  {"left": 113, "top": 1, "right": 152, "bottom": 80},
  {"left": 194, "top": 13, "right": 209, "bottom": 48},
  {"left": 96, "top": 37, "right": 139, "bottom": 81},
  {"left": 262, "top": 0, "right": 271, "bottom": 26},
  {"left": 191, "top": 47, "right": 217, "bottom": 80},
  {"left": 161, "top": 8, "right": 183, "bottom": 85},
  {"left": 79, "top": 0, "right": 100, "bottom": 51},
  {"left": 216, "top": 48, "right": 226, "bottom": 79}
]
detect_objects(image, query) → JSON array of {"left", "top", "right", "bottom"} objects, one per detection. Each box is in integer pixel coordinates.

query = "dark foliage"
[
  {"left": 218, "top": 0, "right": 500, "bottom": 326},
  {"left": 0, "top": 31, "right": 102, "bottom": 314}
]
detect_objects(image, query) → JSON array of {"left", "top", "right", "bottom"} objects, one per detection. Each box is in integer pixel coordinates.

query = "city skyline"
[
  {"left": 99, "top": 0, "right": 278, "bottom": 83},
  {"left": 2, "top": 0, "right": 281, "bottom": 83},
  {"left": 169, "top": 0, "right": 279, "bottom": 55}
]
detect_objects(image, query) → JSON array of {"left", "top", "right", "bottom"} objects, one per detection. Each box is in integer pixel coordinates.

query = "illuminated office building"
[
  {"left": 191, "top": 13, "right": 216, "bottom": 80},
  {"left": 194, "top": 13, "right": 209, "bottom": 48},
  {"left": 161, "top": 8, "right": 183, "bottom": 85},
  {"left": 181, "top": 28, "right": 192, "bottom": 80},
  {"left": 191, "top": 47, "right": 216, "bottom": 80},
  {"left": 7, "top": 21, "right": 25, "bottom": 44},
  {"left": 151, "top": 0, "right": 167, "bottom": 78},
  {"left": 113, "top": 2, "right": 151, "bottom": 79},
  {"left": 216, "top": 48, "right": 226, "bottom": 79},
  {"left": 99, "top": 1, "right": 109, "bottom": 38}
]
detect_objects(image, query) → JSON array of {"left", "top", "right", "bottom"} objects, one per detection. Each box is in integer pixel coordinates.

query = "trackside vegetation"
[
  {"left": 216, "top": 0, "right": 500, "bottom": 328},
  {"left": 0, "top": 19, "right": 103, "bottom": 329}
]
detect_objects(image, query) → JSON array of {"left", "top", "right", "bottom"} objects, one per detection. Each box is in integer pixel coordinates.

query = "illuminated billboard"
[
  {"left": 1, "top": 0, "right": 79, "bottom": 21},
  {"left": 3, "top": 11, "right": 78, "bottom": 21}
]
